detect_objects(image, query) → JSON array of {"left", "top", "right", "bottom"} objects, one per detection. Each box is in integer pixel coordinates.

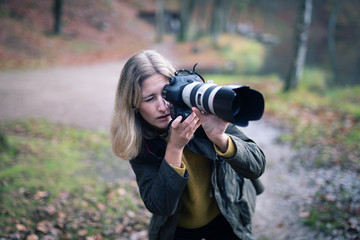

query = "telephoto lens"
[
  {"left": 162, "top": 65, "right": 265, "bottom": 126},
  {"left": 181, "top": 82, "right": 264, "bottom": 126}
]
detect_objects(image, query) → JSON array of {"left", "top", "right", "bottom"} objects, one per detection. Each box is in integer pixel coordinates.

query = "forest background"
[{"left": 0, "top": 0, "right": 359, "bottom": 239}]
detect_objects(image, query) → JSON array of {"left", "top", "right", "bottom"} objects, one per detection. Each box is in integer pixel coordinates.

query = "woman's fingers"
[
  {"left": 171, "top": 112, "right": 200, "bottom": 135},
  {"left": 192, "top": 107, "right": 206, "bottom": 119},
  {"left": 171, "top": 116, "right": 183, "bottom": 129},
  {"left": 168, "top": 112, "right": 201, "bottom": 149},
  {"left": 183, "top": 112, "right": 200, "bottom": 131}
]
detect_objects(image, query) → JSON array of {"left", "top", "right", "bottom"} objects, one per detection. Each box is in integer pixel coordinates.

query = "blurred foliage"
[
  {"left": 0, "top": 119, "right": 105, "bottom": 194},
  {"left": 216, "top": 34, "right": 266, "bottom": 74},
  {"left": 0, "top": 120, "right": 149, "bottom": 239},
  {"left": 298, "top": 68, "right": 328, "bottom": 93},
  {"left": 302, "top": 168, "right": 360, "bottom": 238},
  {"left": 205, "top": 71, "right": 360, "bottom": 238},
  {"left": 205, "top": 70, "right": 360, "bottom": 171},
  {"left": 196, "top": 34, "right": 265, "bottom": 74},
  {"left": 0, "top": 0, "right": 153, "bottom": 70}
]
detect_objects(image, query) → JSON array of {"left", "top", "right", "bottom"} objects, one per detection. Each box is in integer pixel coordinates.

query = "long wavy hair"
[{"left": 111, "top": 50, "right": 176, "bottom": 160}]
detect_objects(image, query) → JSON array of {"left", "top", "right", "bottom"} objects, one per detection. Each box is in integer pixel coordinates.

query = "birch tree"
[
  {"left": 284, "top": 0, "right": 313, "bottom": 91},
  {"left": 155, "top": 0, "right": 165, "bottom": 42}
]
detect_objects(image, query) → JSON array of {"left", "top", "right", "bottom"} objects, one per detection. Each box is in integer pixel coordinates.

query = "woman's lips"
[{"left": 157, "top": 114, "right": 170, "bottom": 121}]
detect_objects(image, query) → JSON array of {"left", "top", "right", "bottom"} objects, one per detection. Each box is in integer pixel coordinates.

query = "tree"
[
  {"left": 0, "top": 130, "right": 9, "bottom": 152},
  {"left": 177, "top": 0, "right": 195, "bottom": 42},
  {"left": 53, "top": 0, "right": 63, "bottom": 34},
  {"left": 284, "top": 0, "right": 313, "bottom": 91},
  {"left": 210, "top": 0, "right": 223, "bottom": 47},
  {"left": 155, "top": 0, "right": 165, "bottom": 42},
  {"left": 328, "top": 0, "right": 341, "bottom": 86},
  {"left": 209, "top": 0, "right": 251, "bottom": 46}
]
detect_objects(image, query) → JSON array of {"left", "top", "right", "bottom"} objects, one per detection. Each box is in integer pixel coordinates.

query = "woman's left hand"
[{"left": 192, "top": 107, "right": 229, "bottom": 152}]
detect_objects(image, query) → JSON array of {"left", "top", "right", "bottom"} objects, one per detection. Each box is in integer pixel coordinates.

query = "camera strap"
[{"left": 174, "top": 63, "right": 205, "bottom": 83}]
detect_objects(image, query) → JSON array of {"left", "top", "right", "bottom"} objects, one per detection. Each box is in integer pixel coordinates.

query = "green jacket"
[{"left": 130, "top": 124, "right": 266, "bottom": 240}]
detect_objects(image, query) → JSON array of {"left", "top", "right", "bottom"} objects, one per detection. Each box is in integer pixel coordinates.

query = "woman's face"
[{"left": 138, "top": 74, "right": 171, "bottom": 131}]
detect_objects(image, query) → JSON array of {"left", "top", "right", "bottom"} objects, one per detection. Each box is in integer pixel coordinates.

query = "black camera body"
[
  {"left": 162, "top": 72, "right": 202, "bottom": 121},
  {"left": 162, "top": 64, "right": 265, "bottom": 127}
]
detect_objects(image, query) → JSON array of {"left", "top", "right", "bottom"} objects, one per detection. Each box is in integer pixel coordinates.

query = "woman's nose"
[{"left": 158, "top": 98, "right": 168, "bottom": 111}]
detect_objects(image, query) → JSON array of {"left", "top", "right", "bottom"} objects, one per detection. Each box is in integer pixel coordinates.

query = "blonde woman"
[{"left": 111, "top": 50, "right": 265, "bottom": 240}]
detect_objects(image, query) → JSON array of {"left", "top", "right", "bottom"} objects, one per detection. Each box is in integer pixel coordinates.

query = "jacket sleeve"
[
  {"left": 223, "top": 124, "right": 266, "bottom": 179},
  {"left": 130, "top": 157, "right": 189, "bottom": 216}
]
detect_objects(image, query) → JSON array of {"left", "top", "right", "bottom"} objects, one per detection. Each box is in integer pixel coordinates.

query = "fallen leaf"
[
  {"left": 42, "top": 235, "right": 56, "bottom": 240},
  {"left": 325, "top": 194, "right": 336, "bottom": 202},
  {"left": 115, "top": 223, "right": 124, "bottom": 234},
  {"left": 78, "top": 229, "right": 88, "bottom": 237},
  {"left": 97, "top": 202, "right": 106, "bottom": 212},
  {"left": 26, "top": 234, "right": 39, "bottom": 240},
  {"left": 130, "top": 230, "right": 147, "bottom": 239},
  {"left": 37, "top": 220, "right": 51, "bottom": 233},
  {"left": 127, "top": 210, "right": 135, "bottom": 218},
  {"left": 16, "top": 223, "right": 27, "bottom": 231},
  {"left": 117, "top": 188, "right": 126, "bottom": 196},
  {"left": 34, "top": 191, "right": 48, "bottom": 200},
  {"left": 298, "top": 211, "right": 310, "bottom": 218},
  {"left": 44, "top": 204, "right": 57, "bottom": 215}
]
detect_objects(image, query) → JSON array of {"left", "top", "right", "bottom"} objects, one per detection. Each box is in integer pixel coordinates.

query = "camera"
[{"left": 162, "top": 64, "right": 265, "bottom": 127}]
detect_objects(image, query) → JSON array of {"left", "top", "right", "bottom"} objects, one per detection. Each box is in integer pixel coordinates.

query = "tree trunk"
[
  {"left": 53, "top": 0, "right": 63, "bottom": 35},
  {"left": 155, "top": 0, "right": 165, "bottom": 43},
  {"left": 210, "top": 0, "right": 223, "bottom": 47},
  {"left": 284, "top": 0, "right": 313, "bottom": 91},
  {"left": 0, "top": 131, "right": 9, "bottom": 152},
  {"left": 328, "top": 0, "right": 341, "bottom": 86},
  {"left": 178, "top": 0, "right": 195, "bottom": 42}
]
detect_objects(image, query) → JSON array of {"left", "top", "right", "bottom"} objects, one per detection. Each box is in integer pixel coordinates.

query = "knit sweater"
[{"left": 171, "top": 136, "right": 236, "bottom": 229}]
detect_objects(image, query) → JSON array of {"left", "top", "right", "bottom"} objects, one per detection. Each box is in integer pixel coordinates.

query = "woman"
[{"left": 111, "top": 50, "right": 266, "bottom": 240}]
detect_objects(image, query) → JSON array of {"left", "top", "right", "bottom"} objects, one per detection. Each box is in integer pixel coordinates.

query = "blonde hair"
[{"left": 111, "top": 50, "right": 176, "bottom": 160}]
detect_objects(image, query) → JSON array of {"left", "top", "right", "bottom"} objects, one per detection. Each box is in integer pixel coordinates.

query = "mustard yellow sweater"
[{"left": 171, "top": 136, "right": 236, "bottom": 229}]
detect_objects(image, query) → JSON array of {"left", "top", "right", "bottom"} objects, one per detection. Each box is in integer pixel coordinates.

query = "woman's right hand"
[
  {"left": 165, "top": 112, "right": 200, "bottom": 167},
  {"left": 169, "top": 112, "right": 200, "bottom": 149}
]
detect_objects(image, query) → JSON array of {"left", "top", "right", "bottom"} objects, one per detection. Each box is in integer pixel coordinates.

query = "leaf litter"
[{"left": 0, "top": 180, "right": 151, "bottom": 240}]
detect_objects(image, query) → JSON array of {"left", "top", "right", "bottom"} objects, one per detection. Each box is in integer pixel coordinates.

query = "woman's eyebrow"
[{"left": 142, "top": 93, "right": 154, "bottom": 99}]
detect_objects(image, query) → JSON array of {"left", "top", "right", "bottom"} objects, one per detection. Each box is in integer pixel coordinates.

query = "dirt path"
[
  {"left": 0, "top": 62, "right": 123, "bottom": 131},
  {"left": 246, "top": 120, "right": 317, "bottom": 239},
  {"left": 0, "top": 62, "right": 317, "bottom": 239}
]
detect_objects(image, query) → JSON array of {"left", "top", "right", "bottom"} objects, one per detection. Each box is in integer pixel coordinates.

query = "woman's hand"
[
  {"left": 192, "top": 107, "right": 229, "bottom": 152},
  {"left": 165, "top": 112, "right": 201, "bottom": 167}
]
